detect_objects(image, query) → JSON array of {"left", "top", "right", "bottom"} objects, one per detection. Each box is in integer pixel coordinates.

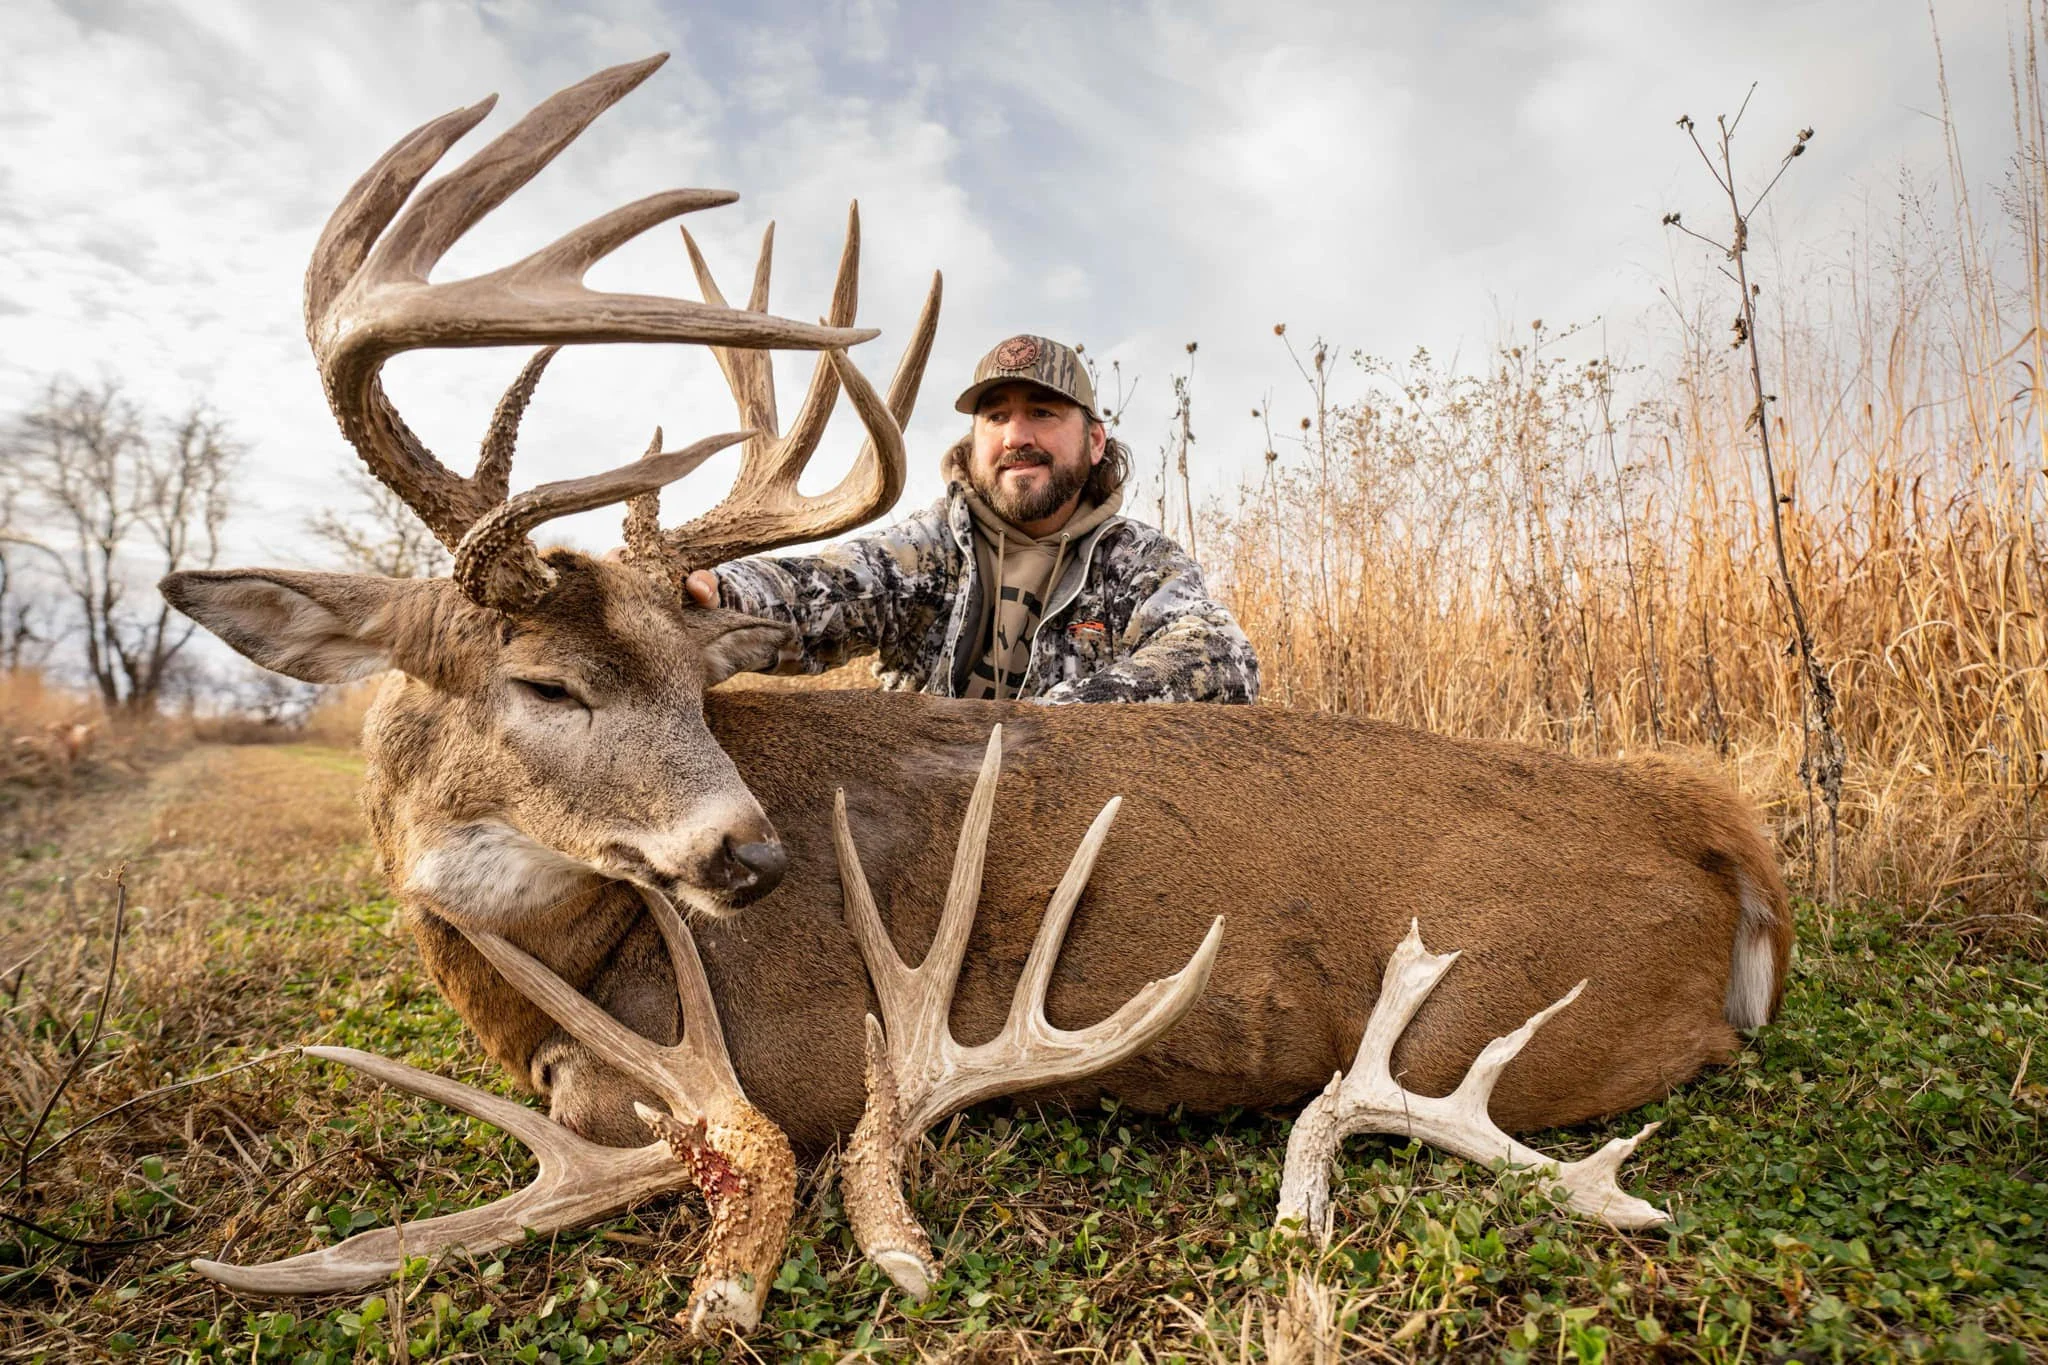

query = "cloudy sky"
[{"left": 0, "top": 0, "right": 2022, "bottom": 567}]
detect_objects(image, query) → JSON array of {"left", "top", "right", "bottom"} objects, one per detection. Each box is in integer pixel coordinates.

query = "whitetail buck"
[{"left": 163, "top": 57, "right": 1791, "bottom": 1333}]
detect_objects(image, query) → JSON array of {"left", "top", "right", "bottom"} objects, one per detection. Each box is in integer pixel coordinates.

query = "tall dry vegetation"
[{"left": 1205, "top": 40, "right": 2048, "bottom": 934}]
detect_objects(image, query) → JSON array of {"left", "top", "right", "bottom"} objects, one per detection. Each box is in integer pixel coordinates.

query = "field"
[{"left": 0, "top": 720, "right": 2039, "bottom": 1362}]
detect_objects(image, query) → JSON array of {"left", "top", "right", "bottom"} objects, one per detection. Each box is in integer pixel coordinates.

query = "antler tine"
[
  {"left": 831, "top": 787, "right": 918, "bottom": 1013},
  {"left": 679, "top": 222, "right": 780, "bottom": 445},
  {"left": 836, "top": 724, "right": 1222, "bottom": 1299},
  {"left": 1274, "top": 921, "right": 1669, "bottom": 1245},
  {"left": 831, "top": 725, "right": 1000, "bottom": 1051},
  {"left": 635, "top": 886, "right": 742, "bottom": 1096},
  {"left": 308, "top": 54, "right": 878, "bottom": 607},
  {"left": 463, "top": 926, "right": 701, "bottom": 1117},
  {"left": 621, "top": 427, "right": 671, "bottom": 574},
  {"left": 452, "top": 428, "right": 752, "bottom": 609},
  {"left": 190, "top": 1046, "right": 688, "bottom": 1297},
  {"left": 474, "top": 347, "right": 560, "bottom": 507},
  {"left": 660, "top": 204, "right": 944, "bottom": 574},
  {"left": 924, "top": 725, "right": 1004, "bottom": 1013},
  {"left": 461, "top": 907, "right": 794, "bottom": 1334},
  {"left": 731, "top": 201, "right": 869, "bottom": 480},
  {"left": 1008, "top": 796, "right": 1120, "bottom": 1018}
]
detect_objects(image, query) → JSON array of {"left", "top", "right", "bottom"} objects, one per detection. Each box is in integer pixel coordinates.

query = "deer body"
[{"left": 395, "top": 685, "right": 1786, "bottom": 1153}]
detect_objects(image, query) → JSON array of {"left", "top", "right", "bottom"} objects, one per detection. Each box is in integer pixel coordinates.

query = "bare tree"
[
  {"left": 303, "top": 464, "right": 452, "bottom": 578},
  {"left": 0, "top": 483, "right": 51, "bottom": 672},
  {"left": 3, "top": 379, "right": 240, "bottom": 712}
]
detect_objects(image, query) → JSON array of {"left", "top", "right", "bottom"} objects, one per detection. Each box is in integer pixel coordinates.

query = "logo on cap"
[{"left": 994, "top": 335, "right": 1041, "bottom": 370}]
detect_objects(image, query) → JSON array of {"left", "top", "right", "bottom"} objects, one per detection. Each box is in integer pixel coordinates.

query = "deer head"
[{"left": 163, "top": 55, "right": 940, "bottom": 927}]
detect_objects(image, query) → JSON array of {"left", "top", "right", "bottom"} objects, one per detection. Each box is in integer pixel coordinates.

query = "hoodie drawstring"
[
  {"left": 991, "top": 533, "right": 1007, "bottom": 700},
  {"left": 992, "top": 529, "right": 1071, "bottom": 702}
]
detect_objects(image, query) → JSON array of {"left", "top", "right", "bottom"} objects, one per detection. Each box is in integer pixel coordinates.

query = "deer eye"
[{"left": 514, "top": 678, "right": 582, "bottom": 707}]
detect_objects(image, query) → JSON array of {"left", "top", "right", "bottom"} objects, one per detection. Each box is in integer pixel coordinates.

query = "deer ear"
[
  {"left": 694, "top": 610, "right": 800, "bottom": 686},
  {"left": 160, "top": 569, "right": 424, "bottom": 684}
]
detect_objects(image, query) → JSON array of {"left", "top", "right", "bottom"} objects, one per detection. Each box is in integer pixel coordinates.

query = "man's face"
[{"left": 968, "top": 382, "right": 1105, "bottom": 529}]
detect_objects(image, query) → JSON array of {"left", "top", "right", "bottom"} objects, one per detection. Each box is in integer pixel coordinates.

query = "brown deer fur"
[{"left": 167, "top": 551, "right": 1791, "bottom": 1155}]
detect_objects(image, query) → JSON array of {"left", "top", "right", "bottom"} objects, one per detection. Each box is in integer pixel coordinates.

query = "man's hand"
[{"left": 685, "top": 569, "right": 720, "bottom": 609}]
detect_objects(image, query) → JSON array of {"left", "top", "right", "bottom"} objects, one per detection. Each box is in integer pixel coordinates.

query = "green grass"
[
  {"left": 11, "top": 899, "right": 2042, "bottom": 1362},
  {"left": 2, "top": 748, "right": 2041, "bottom": 1361}
]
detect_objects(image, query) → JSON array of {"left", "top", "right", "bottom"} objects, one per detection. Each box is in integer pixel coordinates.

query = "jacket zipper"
[{"left": 1018, "top": 521, "right": 1113, "bottom": 695}]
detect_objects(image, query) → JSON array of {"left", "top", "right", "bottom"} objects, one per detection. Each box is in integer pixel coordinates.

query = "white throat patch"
[{"left": 408, "top": 821, "right": 602, "bottom": 928}]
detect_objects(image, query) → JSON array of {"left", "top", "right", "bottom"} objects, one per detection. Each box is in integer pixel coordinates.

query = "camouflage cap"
[{"left": 954, "top": 334, "right": 1099, "bottom": 418}]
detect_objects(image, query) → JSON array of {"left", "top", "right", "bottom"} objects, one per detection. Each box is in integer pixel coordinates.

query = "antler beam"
[
  {"left": 190, "top": 1046, "right": 691, "bottom": 1295},
  {"left": 1273, "top": 920, "right": 1668, "bottom": 1243},
  {"left": 832, "top": 725, "right": 1225, "bottom": 1298},
  {"left": 310, "top": 54, "right": 930, "bottom": 612}
]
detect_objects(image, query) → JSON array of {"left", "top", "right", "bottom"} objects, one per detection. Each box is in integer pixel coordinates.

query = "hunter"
[{"left": 685, "top": 334, "right": 1260, "bottom": 703}]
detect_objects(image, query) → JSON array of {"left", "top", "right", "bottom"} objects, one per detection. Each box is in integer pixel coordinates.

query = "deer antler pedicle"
[
  {"left": 310, "top": 54, "right": 934, "bottom": 611},
  {"left": 832, "top": 726, "right": 1226, "bottom": 1297},
  {"left": 1273, "top": 921, "right": 1669, "bottom": 1243},
  {"left": 192, "top": 890, "right": 795, "bottom": 1337}
]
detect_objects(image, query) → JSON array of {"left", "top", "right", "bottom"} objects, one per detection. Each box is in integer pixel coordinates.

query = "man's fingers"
[{"left": 685, "top": 569, "right": 720, "bottom": 609}]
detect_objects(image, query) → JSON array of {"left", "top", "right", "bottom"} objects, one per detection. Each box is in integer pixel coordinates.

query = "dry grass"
[
  {"left": 0, "top": 743, "right": 404, "bottom": 1355},
  {"left": 1202, "top": 76, "right": 2048, "bottom": 942}
]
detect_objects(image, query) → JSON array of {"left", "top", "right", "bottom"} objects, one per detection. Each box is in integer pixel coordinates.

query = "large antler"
[
  {"left": 621, "top": 205, "right": 943, "bottom": 581},
  {"left": 311, "top": 54, "right": 924, "bottom": 610},
  {"left": 832, "top": 726, "right": 1225, "bottom": 1298},
  {"left": 193, "top": 890, "right": 796, "bottom": 1338},
  {"left": 1273, "top": 921, "right": 1668, "bottom": 1242}
]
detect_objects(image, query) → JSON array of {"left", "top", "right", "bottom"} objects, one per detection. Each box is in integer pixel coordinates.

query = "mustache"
[{"left": 996, "top": 448, "right": 1053, "bottom": 470}]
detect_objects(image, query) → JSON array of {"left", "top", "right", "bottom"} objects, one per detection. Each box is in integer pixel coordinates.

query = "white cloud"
[{"left": 0, "top": 0, "right": 2020, "bottom": 583}]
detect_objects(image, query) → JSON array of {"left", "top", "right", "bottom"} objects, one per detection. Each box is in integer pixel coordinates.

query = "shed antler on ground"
[
  {"left": 193, "top": 889, "right": 794, "bottom": 1337},
  {"left": 1275, "top": 922, "right": 1669, "bottom": 1242},
  {"left": 832, "top": 725, "right": 1225, "bottom": 1296}
]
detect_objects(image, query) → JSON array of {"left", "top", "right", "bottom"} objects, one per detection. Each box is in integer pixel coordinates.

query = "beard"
[{"left": 972, "top": 447, "right": 1090, "bottom": 526}]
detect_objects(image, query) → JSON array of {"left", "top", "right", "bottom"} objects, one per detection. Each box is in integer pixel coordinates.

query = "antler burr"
[
  {"left": 832, "top": 725, "right": 1225, "bottom": 1298},
  {"left": 1274, "top": 920, "right": 1668, "bottom": 1243}
]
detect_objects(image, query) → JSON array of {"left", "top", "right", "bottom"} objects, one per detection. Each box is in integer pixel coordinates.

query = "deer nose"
[{"left": 718, "top": 836, "right": 787, "bottom": 902}]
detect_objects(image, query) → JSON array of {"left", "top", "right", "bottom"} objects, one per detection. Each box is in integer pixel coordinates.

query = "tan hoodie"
[{"left": 961, "top": 485, "right": 1124, "bottom": 700}]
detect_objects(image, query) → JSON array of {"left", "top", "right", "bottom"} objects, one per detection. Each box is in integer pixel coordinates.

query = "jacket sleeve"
[
  {"left": 712, "top": 501, "right": 955, "bottom": 675},
  {"left": 1038, "top": 537, "right": 1261, "bottom": 705}
]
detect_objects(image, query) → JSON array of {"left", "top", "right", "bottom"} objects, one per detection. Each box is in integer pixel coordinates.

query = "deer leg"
[
  {"left": 532, "top": 912, "right": 680, "bottom": 1145},
  {"left": 1274, "top": 920, "right": 1667, "bottom": 1244}
]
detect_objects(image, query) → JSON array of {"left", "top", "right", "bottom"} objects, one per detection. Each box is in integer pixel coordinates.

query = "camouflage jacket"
[{"left": 716, "top": 484, "right": 1260, "bottom": 704}]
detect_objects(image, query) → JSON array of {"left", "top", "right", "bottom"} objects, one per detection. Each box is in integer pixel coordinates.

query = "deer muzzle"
[{"left": 604, "top": 808, "right": 787, "bottom": 916}]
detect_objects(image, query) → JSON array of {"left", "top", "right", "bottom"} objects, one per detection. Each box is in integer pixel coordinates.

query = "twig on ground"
[{"left": 11, "top": 864, "right": 127, "bottom": 1196}]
